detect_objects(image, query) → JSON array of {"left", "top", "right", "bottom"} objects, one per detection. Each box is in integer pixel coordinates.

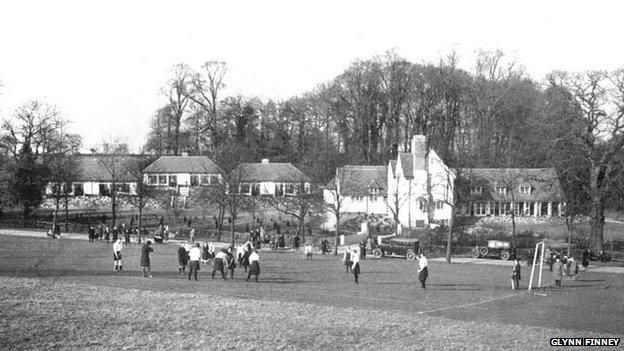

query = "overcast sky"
[{"left": 1, "top": 0, "right": 623, "bottom": 152}]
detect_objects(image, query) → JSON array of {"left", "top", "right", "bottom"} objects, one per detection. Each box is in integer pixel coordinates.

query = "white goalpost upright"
[{"left": 528, "top": 241, "right": 546, "bottom": 291}]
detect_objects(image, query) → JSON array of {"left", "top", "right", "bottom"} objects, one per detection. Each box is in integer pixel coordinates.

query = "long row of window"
[
  {"left": 146, "top": 174, "right": 220, "bottom": 187},
  {"left": 71, "top": 183, "right": 131, "bottom": 196},
  {"left": 467, "top": 201, "right": 561, "bottom": 216},
  {"left": 351, "top": 195, "right": 387, "bottom": 202},
  {"left": 471, "top": 186, "right": 533, "bottom": 195}
]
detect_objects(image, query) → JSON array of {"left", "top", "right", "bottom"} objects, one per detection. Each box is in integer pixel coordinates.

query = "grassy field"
[{"left": 0, "top": 235, "right": 622, "bottom": 350}]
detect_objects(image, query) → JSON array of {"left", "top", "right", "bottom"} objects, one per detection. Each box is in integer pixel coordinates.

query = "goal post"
[{"left": 528, "top": 241, "right": 545, "bottom": 291}]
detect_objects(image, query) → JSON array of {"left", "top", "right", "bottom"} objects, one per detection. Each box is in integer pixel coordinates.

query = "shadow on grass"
[{"left": 575, "top": 279, "right": 606, "bottom": 283}]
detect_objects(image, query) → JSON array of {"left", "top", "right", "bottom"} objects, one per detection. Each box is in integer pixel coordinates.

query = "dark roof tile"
[{"left": 143, "top": 156, "right": 222, "bottom": 174}]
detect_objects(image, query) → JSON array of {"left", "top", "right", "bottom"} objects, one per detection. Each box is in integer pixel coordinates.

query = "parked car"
[
  {"left": 372, "top": 237, "right": 420, "bottom": 260},
  {"left": 471, "top": 240, "right": 515, "bottom": 260}
]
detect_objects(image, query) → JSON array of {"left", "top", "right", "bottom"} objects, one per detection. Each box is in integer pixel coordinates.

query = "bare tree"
[
  {"left": 162, "top": 64, "right": 192, "bottom": 155},
  {"left": 547, "top": 69, "right": 624, "bottom": 252},
  {"left": 45, "top": 118, "right": 82, "bottom": 235},
  {"left": 324, "top": 175, "right": 350, "bottom": 256},
  {"left": 262, "top": 178, "right": 321, "bottom": 242},
  {"left": 209, "top": 141, "right": 253, "bottom": 245},
  {"left": 1, "top": 100, "right": 60, "bottom": 159},
  {"left": 94, "top": 138, "right": 130, "bottom": 231},
  {"left": 123, "top": 155, "right": 158, "bottom": 243},
  {"left": 188, "top": 61, "right": 228, "bottom": 151}
]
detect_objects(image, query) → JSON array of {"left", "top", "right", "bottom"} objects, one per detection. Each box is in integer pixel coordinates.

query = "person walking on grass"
[
  {"left": 418, "top": 253, "right": 428, "bottom": 289},
  {"left": 188, "top": 243, "right": 201, "bottom": 281},
  {"left": 225, "top": 247, "right": 236, "bottom": 279},
  {"left": 511, "top": 258, "right": 521, "bottom": 290},
  {"left": 567, "top": 257, "right": 578, "bottom": 280},
  {"left": 304, "top": 243, "right": 313, "bottom": 259},
  {"left": 212, "top": 249, "right": 227, "bottom": 280},
  {"left": 140, "top": 241, "right": 154, "bottom": 278},
  {"left": 342, "top": 247, "right": 352, "bottom": 273},
  {"left": 351, "top": 248, "right": 361, "bottom": 284},
  {"left": 177, "top": 242, "right": 189, "bottom": 275},
  {"left": 113, "top": 238, "right": 123, "bottom": 272},
  {"left": 552, "top": 257, "right": 563, "bottom": 287},
  {"left": 246, "top": 249, "right": 260, "bottom": 283}
]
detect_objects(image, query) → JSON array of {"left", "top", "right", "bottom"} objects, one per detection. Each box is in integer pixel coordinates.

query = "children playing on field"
[{"left": 304, "top": 243, "right": 313, "bottom": 259}]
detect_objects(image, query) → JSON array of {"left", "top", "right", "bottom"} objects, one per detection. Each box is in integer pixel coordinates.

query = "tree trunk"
[
  {"left": 138, "top": 204, "right": 143, "bottom": 244},
  {"left": 22, "top": 205, "right": 29, "bottom": 227},
  {"left": 53, "top": 196, "right": 60, "bottom": 235},
  {"left": 333, "top": 213, "right": 340, "bottom": 255},
  {"left": 565, "top": 216, "right": 573, "bottom": 256},
  {"left": 588, "top": 197, "right": 605, "bottom": 252},
  {"left": 64, "top": 195, "right": 69, "bottom": 232},
  {"left": 588, "top": 166, "right": 605, "bottom": 252},
  {"left": 111, "top": 189, "right": 117, "bottom": 232},
  {"left": 445, "top": 207, "right": 455, "bottom": 263},
  {"left": 230, "top": 219, "right": 235, "bottom": 246},
  {"left": 298, "top": 216, "right": 305, "bottom": 239}
]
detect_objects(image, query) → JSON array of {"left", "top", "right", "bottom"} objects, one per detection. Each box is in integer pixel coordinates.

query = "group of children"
[{"left": 177, "top": 240, "right": 261, "bottom": 282}]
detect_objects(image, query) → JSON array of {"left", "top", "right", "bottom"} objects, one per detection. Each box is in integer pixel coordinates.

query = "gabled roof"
[
  {"left": 398, "top": 152, "right": 414, "bottom": 178},
  {"left": 74, "top": 155, "right": 141, "bottom": 182},
  {"left": 143, "top": 156, "right": 222, "bottom": 174},
  {"left": 234, "top": 163, "right": 309, "bottom": 183},
  {"left": 334, "top": 165, "right": 387, "bottom": 195},
  {"left": 389, "top": 160, "right": 397, "bottom": 177},
  {"left": 459, "top": 168, "right": 562, "bottom": 202}
]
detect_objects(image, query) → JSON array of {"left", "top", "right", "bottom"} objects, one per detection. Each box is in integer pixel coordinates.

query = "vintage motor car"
[
  {"left": 471, "top": 240, "right": 515, "bottom": 260},
  {"left": 372, "top": 237, "right": 420, "bottom": 260}
]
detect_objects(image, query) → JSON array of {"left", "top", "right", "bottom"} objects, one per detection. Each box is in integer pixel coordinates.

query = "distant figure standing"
[
  {"left": 140, "top": 241, "right": 154, "bottom": 278},
  {"left": 552, "top": 258, "right": 563, "bottom": 287},
  {"left": 581, "top": 249, "right": 590, "bottom": 271},
  {"left": 188, "top": 243, "right": 201, "bottom": 281},
  {"left": 212, "top": 250, "right": 227, "bottom": 280},
  {"left": 418, "top": 253, "right": 428, "bottom": 289},
  {"left": 104, "top": 226, "right": 110, "bottom": 242},
  {"left": 567, "top": 257, "right": 578, "bottom": 280},
  {"left": 88, "top": 225, "right": 96, "bottom": 242},
  {"left": 359, "top": 240, "right": 367, "bottom": 259},
  {"left": 98, "top": 224, "right": 104, "bottom": 240},
  {"left": 246, "top": 250, "right": 260, "bottom": 283},
  {"left": 124, "top": 225, "right": 131, "bottom": 244},
  {"left": 304, "top": 243, "right": 313, "bottom": 259},
  {"left": 225, "top": 247, "right": 236, "bottom": 279},
  {"left": 321, "top": 238, "right": 329, "bottom": 254},
  {"left": 351, "top": 249, "right": 361, "bottom": 284},
  {"left": 113, "top": 238, "right": 123, "bottom": 272},
  {"left": 342, "top": 247, "right": 352, "bottom": 273},
  {"left": 177, "top": 242, "right": 189, "bottom": 275},
  {"left": 511, "top": 259, "right": 521, "bottom": 290}
]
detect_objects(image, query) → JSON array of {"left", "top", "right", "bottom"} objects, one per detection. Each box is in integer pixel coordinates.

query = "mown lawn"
[{"left": 0, "top": 235, "right": 622, "bottom": 350}]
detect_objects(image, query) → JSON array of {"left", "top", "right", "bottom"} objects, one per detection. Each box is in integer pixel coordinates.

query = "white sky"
[{"left": 1, "top": 0, "right": 623, "bottom": 152}]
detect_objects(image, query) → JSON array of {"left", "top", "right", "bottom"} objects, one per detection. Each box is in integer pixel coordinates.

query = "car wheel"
[
  {"left": 479, "top": 246, "right": 489, "bottom": 256},
  {"left": 500, "top": 250, "right": 510, "bottom": 260},
  {"left": 471, "top": 248, "right": 481, "bottom": 259},
  {"left": 373, "top": 249, "right": 383, "bottom": 258},
  {"left": 406, "top": 251, "right": 417, "bottom": 260}
]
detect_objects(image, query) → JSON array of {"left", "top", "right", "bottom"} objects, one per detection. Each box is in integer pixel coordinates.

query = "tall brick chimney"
[{"left": 411, "top": 135, "right": 427, "bottom": 170}]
